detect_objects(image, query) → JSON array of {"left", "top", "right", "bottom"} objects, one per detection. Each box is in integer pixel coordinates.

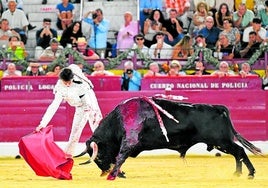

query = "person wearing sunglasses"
[{"left": 128, "top": 34, "right": 149, "bottom": 58}]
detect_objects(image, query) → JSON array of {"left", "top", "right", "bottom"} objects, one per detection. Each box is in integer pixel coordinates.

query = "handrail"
[{"left": 79, "top": 0, "right": 84, "bottom": 21}]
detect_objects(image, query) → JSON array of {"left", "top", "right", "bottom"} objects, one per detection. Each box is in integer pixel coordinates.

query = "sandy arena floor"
[{"left": 0, "top": 155, "right": 268, "bottom": 188}]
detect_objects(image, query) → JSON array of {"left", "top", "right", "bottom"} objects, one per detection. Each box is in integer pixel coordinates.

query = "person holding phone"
[
  {"left": 35, "top": 18, "right": 58, "bottom": 59},
  {"left": 7, "top": 35, "right": 27, "bottom": 60}
]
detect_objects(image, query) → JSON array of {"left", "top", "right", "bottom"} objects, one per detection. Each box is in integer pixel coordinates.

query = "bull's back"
[{"left": 153, "top": 99, "right": 235, "bottom": 143}]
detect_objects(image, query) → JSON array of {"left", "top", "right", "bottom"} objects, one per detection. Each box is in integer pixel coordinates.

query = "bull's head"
[{"left": 76, "top": 138, "right": 120, "bottom": 176}]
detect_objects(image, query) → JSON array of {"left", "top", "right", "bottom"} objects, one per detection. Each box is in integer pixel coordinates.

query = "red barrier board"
[
  {"left": 141, "top": 75, "right": 262, "bottom": 90},
  {"left": 1, "top": 76, "right": 121, "bottom": 91}
]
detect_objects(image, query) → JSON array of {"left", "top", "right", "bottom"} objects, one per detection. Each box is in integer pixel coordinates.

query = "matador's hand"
[{"left": 35, "top": 125, "right": 43, "bottom": 132}]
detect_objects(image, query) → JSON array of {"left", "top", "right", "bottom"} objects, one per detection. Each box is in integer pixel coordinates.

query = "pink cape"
[{"left": 18, "top": 125, "right": 73, "bottom": 180}]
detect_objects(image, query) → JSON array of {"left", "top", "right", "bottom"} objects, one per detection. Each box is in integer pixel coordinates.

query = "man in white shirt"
[
  {"left": 242, "top": 17, "right": 266, "bottom": 43},
  {"left": 149, "top": 32, "right": 172, "bottom": 60},
  {"left": 1, "top": 0, "right": 29, "bottom": 44}
]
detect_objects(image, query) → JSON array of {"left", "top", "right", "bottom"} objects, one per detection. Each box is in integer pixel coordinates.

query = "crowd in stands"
[{"left": 0, "top": 0, "right": 268, "bottom": 91}]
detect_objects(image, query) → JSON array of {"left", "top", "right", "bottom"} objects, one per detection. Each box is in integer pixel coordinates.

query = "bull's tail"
[
  {"left": 217, "top": 105, "right": 263, "bottom": 156},
  {"left": 234, "top": 133, "right": 262, "bottom": 155}
]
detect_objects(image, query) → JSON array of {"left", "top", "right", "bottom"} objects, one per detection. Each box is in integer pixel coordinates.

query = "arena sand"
[{"left": 0, "top": 155, "right": 268, "bottom": 188}]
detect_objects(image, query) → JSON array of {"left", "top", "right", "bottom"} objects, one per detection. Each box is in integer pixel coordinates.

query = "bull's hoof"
[
  {"left": 100, "top": 170, "right": 110, "bottom": 177},
  {"left": 248, "top": 172, "right": 255, "bottom": 179},
  {"left": 248, "top": 174, "right": 254, "bottom": 179},
  {"left": 233, "top": 171, "right": 242, "bottom": 177},
  {"left": 117, "top": 171, "right": 126, "bottom": 178},
  {"left": 107, "top": 174, "right": 116, "bottom": 180}
]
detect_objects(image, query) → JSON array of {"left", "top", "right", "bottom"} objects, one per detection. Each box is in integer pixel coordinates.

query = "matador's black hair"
[{"left": 59, "top": 68, "right": 74, "bottom": 81}]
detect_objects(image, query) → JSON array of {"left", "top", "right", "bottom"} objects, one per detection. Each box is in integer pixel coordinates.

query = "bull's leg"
[
  {"left": 107, "top": 139, "right": 132, "bottom": 180},
  {"left": 239, "top": 150, "right": 256, "bottom": 179},
  {"left": 218, "top": 142, "right": 255, "bottom": 179}
]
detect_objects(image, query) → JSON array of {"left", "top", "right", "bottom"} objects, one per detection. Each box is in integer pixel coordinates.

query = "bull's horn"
[
  {"left": 79, "top": 159, "right": 91, "bottom": 165},
  {"left": 73, "top": 149, "right": 87, "bottom": 158},
  {"left": 90, "top": 141, "right": 98, "bottom": 161}
]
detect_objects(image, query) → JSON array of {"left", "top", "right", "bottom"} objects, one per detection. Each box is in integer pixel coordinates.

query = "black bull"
[{"left": 76, "top": 96, "right": 262, "bottom": 180}]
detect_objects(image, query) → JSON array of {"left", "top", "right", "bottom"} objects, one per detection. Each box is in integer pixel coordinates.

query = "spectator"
[
  {"left": 240, "top": 31, "right": 262, "bottom": 58},
  {"left": 167, "top": 60, "right": 186, "bottom": 76},
  {"left": 194, "top": 34, "right": 207, "bottom": 48},
  {"left": 216, "top": 33, "right": 240, "bottom": 60},
  {"left": 233, "top": 3, "right": 254, "bottom": 31},
  {"left": 262, "top": 65, "right": 268, "bottom": 90},
  {"left": 0, "top": 18, "right": 20, "bottom": 47},
  {"left": 25, "top": 62, "right": 45, "bottom": 76},
  {"left": 194, "top": 0, "right": 216, "bottom": 18},
  {"left": 198, "top": 16, "right": 221, "bottom": 50},
  {"left": 3, "top": 63, "right": 22, "bottom": 77},
  {"left": 172, "top": 34, "right": 194, "bottom": 59},
  {"left": 46, "top": 64, "right": 63, "bottom": 76},
  {"left": 56, "top": 0, "right": 75, "bottom": 30},
  {"left": 2, "top": 0, "right": 36, "bottom": 31},
  {"left": 91, "top": 61, "right": 114, "bottom": 76},
  {"left": 76, "top": 37, "right": 99, "bottom": 60},
  {"left": 60, "top": 21, "right": 83, "bottom": 48},
  {"left": 35, "top": 18, "right": 58, "bottom": 59},
  {"left": 148, "top": 32, "right": 173, "bottom": 59},
  {"left": 143, "top": 9, "right": 165, "bottom": 48},
  {"left": 83, "top": 8, "right": 109, "bottom": 57},
  {"left": 116, "top": 11, "right": 138, "bottom": 54},
  {"left": 211, "top": 61, "right": 235, "bottom": 77},
  {"left": 190, "top": 61, "right": 210, "bottom": 75},
  {"left": 242, "top": 17, "right": 266, "bottom": 43},
  {"left": 215, "top": 0, "right": 234, "bottom": 12},
  {"left": 215, "top": 3, "right": 233, "bottom": 30},
  {"left": 129, "top": 33, "right": 149, "bottom": 58},
  {"left": 239, "top": 62, "right": 258, "bottom": 78},
  {"left": 220, "top": 18, "right": 241, "bottom": 48},
  {"left": 7, "top": 35, "right": 27, "bottom": 60},
  {"left": 2, "top": 0, "right": 23, "bottom": 10},
  {"left": 1, "top": 0, "right": 29, "bottom": 44},
  {"left": 193, "top": 2, "right": 211, "bottom": 36},
  {"left": 194, "top": 0, "right": 216, "bottom": 11},
  {"left": 162, "top": 9, "right": 184, "bottom": 46},
  {"left": 139, "top": 0, "right": 162, "bottom": 32},
  {"left": 257, "top": 0, "right": 268, "bottom": 27},
  {"left": 143, "top": 62, "right": 163, "bottom": 77},
  {"left": 39, "top": 38, "right": 64, "bottom": 61},
  {"left": 121, "top": 60, "right": 141, "bottom": 91}
]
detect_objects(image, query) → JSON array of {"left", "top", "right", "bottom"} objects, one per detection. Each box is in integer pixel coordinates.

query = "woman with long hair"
[
  {"left": 215, "top": 3, "right": 233, "bottom": 30},
  {"left": 172, "top": 35, "right": 194, "bottom": 59},
  {"left": 193, "top": 2, "right": 211, "bottom": 35},
  {"left": 60, "top": 21, "right": 83, "bottom": 47},
  {"left": 143, "top": 9, "right": 165, "bottom": 47}
]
